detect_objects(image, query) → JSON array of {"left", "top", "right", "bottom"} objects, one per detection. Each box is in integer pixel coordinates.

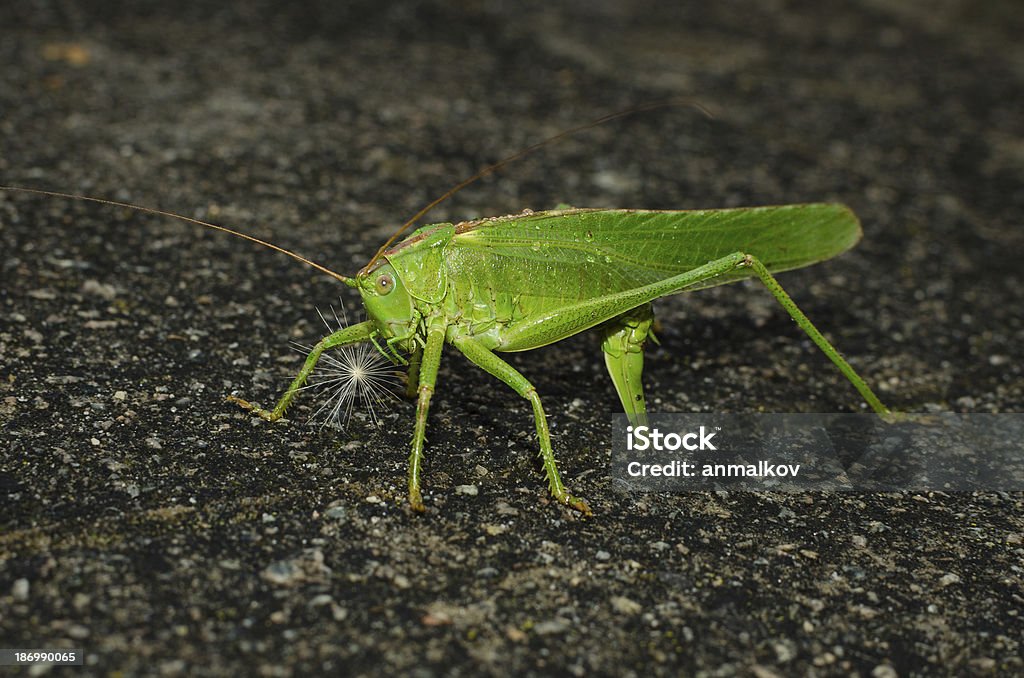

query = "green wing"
[{"left": 445, "top": 204, "right": 861, "bottom": 301}]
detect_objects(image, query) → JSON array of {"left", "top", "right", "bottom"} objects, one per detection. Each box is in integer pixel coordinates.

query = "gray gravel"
[{"left": 2, "top": 1, "right": 1023, "bottom": 675}]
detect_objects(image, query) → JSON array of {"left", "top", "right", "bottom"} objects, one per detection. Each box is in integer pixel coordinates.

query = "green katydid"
[
  {"left": 1, "top": 115, "right": 889, "bottom": 516},
  {"left": 227, "top": 202, "right": 889, "bottom": 515}
]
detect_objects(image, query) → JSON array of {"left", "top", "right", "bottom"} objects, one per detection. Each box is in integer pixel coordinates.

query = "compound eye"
[{"left": 375, "top": 273, "right": 395, "bottom": 295}]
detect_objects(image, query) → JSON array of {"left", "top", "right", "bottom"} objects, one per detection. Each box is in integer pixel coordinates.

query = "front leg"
[
  {"left": 450, "top": 332, "right": 592, "bottom": 516},
  {"left": 230, "top": 320, "right": 376, "bottom": 421},
  {"left": 407, "top": 316, "right": 447, "bottom": 512}
]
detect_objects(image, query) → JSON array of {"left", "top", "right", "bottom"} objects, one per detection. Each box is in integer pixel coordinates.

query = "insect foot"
[
  {"left": 227, "top": 395, "right": 282, "bottom": 422},
  {"left": 408, "top": 487, "right": 427, "bottom": 514},
  {"left": 559, "top": 493, "right": 593, "bottom": 516}
]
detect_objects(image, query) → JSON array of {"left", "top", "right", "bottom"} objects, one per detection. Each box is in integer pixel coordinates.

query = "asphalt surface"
[{"left": 1, "top": 1, "right": 1022, "bottom": 675}]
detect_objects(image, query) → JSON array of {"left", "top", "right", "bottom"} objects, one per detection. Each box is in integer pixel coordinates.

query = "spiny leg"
[
  {"left": 601, "top": 303, "right": 655, "bottom": 427},
  {"left": 407, "top": 317, "right": 447, "bottom": 512},
  {"left": 451, "top": 333, "right": 592, "bottom": 516},
  {"left": 587, "top": 251, "right": 888, "bottom": 414},
  {"left": 605, "top": 251, "right": 890, "bottom": 414},
  {"left": 230, "top": 320, "right": 376, "bottom": 421},
  {"left": 740, "top": 254, "right": 889, "bottom": 414},
  {"left": 405, "top": 344, "right": 424, "bottom": 400},
  {"left": 495, "top": 249, "right": 886, "bottom": 415}
]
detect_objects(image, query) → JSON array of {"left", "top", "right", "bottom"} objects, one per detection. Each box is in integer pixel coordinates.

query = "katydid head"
[{"left": 356, "top": 262, "right": 417, "bottom": 346}]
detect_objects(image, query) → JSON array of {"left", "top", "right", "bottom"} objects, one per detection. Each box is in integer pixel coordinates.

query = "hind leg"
[{"left": 601, "top": 303, "right": 656, "bottom": 427}]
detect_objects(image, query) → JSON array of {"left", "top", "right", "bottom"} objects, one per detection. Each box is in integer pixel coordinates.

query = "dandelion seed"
[{"left": 301, "top": 302, "right": 401, "bottom": 431}]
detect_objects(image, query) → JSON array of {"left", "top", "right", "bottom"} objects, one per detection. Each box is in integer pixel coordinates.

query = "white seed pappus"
[{"left": 300, "top": 304, "right": 400, "bottom": 431}]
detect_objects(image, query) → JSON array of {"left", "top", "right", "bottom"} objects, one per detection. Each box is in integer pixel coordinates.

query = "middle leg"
[
  {"left": 600, "top": 303, "right": 656, "bottom": 427},
  {"left": 451, "top": 332, "right": 592, "bottom": 515}
]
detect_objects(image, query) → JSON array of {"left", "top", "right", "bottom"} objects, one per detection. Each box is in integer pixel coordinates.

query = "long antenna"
[
  {"left": 0, "top": 186, "right": 356, "bottom": 287},
  {"left": 360, "top": 99, "right": 713, "bottom": 273}
]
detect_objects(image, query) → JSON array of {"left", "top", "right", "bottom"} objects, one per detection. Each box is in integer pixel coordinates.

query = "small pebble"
[
  {"left": 66, "top": 623, "right": 90, "bottom": 639},
  {"left": 324, "top": 506, "right": 348, "bottom": 521},
  {"left": 308, "top": 594, "right": 334, "bottom": 607},
  {"left": 12, "top": 578, "right": 29, "bottom": 601},
  {"left": 261, "top": 549, "right": 330, "bottom": 586},
  {"left": 773, "top": 641, "right": 796, "bottom": 663},
  {"left": 610, "top": 596, "right": 642, "bottom": 615},
  {"left": 82, "top": 279, "right": 118, "bottom": 300},
  {"left": 533, "top": 619, "right": 570, "bottom": 635},
  {"left": 495, "top": 502, "right": 519, "bottom": 516}
]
